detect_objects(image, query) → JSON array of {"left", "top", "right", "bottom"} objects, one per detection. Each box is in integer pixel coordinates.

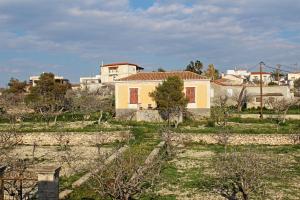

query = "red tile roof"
[
  {"left": 118, "top": 71, "right": 207, "bottom": 81},
  {"left": 102, "top": 62, "right": 143, "bottom": 69},
  {"left": 251, "top": 72, "right": 271, "bottom": 75}
]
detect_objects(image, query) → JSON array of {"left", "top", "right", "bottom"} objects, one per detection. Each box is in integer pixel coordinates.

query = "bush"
[{"left": 206, "top": 119, "right": 215, "bottom": 127}]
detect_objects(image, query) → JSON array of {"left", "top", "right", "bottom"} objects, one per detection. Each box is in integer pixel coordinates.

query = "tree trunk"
[
  {"left": 53, "top": 107, "right": 64, "bottom": 125},
  {"left": 237, "top": 86, "right": 246, "bottom": 112},
  {"left": 53, "top": 115, "right": 58, "bottom": 125},
  {"left": 282, "top": 108, "right": 288, "bottom": 124},
  {"left": 98, "top": 110, "right": 103, "bottom": 125}
]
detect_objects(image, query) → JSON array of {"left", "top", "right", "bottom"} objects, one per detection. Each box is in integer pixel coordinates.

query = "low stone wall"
[
  {"left": 170, "top": 133, "right": 295, "bottom": 145},
  {"left": 116, "top": 109, "right": 137, "bottom": 120},
  {"left": 239, "top": 114, "right": 300, "bottom": 120},
  {"left": 188, "top": 108, "right": 210, "bottom": 120},
  {"left": 136, "top": 110, "right": 183, "bottom": 123},
  {"left": 21, "top": 131, "right": 131, "bottom": 146}
]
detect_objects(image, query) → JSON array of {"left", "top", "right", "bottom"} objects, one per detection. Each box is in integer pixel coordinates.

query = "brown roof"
[
  {"left": 118, "top": 71, "right": 207, "bottom": 81},
  {"left": 251, "top": 72, "right": 271, "bottom": 75},
  {"left": 102, "top": 62, "right": 143, "bottom": 69}
]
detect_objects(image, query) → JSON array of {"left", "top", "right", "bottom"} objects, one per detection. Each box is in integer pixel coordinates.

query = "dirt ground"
[{"left": 8, "top": 145, "right": 113, "bottom": 176}]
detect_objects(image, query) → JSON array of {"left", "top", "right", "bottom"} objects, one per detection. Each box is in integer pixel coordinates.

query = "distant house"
[
  {"left": 221, "top": 74, "right": 245, "bottom": 85},
  {"left": 115, "top": 71, "right": 211, "bottom": 121},
  {"left": 29, "top": 74, "right": 69, "bottom": 86},
  {"left": 79, "top": 75, "right": 102, "bottom": 91},
  {"left": 249, "top": 72, "right": 272, "bottom": 85},
  {"left": 211, "top": 79, "right": 293, "bottom": 108},
  {"left": 287, "top": 72, "right": 300, "bottom": 81},
  {"left": 100, "top": 62, "right": 144, "bottom": 83},
  {"left": 226, "top": 69, "right": 250, "bottom": 77}
]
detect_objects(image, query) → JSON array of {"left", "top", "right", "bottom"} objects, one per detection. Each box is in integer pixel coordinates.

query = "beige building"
[
  {"left": 100, "top": 62, "right": 144, "bottom": 83},
  {"left": 115, "top": 71, "right": 211, "bottom": 121}
]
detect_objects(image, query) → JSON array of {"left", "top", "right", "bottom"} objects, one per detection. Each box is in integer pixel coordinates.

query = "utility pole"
[
  {"left": 276, "top": 64, "right": 281, "bottom": 84},
  {"left": 259, "top": 61, "right": 265, "bottom": 119}
]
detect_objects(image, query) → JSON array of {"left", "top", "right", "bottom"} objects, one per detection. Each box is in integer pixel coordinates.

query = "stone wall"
[
  {"left": 116, "top": 108, "right": 210, "bottom": 122},
  {"left": 188, "top": 108, "right": 210, "bottom": 120},
  {"left": 170, "top": 133, "right": 295, "bottom": 145},
  {"left": 238, "top": 114, "right": 300, "bottom": 120},
  {"left": 116, "top": 109, "right": 137, "bottom": 120},
  {"left": 21, "top": 131, "right": 131, "bottom": 146}
]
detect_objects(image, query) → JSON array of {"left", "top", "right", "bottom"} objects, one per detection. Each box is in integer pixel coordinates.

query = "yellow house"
[{"left": 115, "top": 71, "right": 211, "bottom": 120}]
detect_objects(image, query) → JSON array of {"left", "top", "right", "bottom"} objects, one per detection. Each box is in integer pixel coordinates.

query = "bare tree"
[
  {"left": 211, "top": 95, "right": 232, "bottom": 127},
  {"left": 213, "top": 149, "right": 282, "bottom": 200},
  {"left": 0, "top": 129, "right": 22, "bottom": 163},
  {"left": 230, "top": 86, "right": 247, "bottom": 112},
  {"left": 265, "top": 98, "right": 300, "bottom": 130},
  {"left": 214, "top": 128, "right": 232, "bottom": 153},
  {"left": 0, "top": 92, "right": 31, "bottom": 127},
  {"left": 67, "top": 88, "right": 114, "bottom": 125},
  {"left": 91, "top": 148, "right": 163, "bottom": 200}
]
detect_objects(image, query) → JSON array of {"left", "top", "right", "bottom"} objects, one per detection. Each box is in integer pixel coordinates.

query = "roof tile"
[{"left": 118, "top": 71, "right": 207, "bottom": 81}]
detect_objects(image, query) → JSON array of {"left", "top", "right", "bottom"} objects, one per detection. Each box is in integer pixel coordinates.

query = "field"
[{"left": 1, "top": 116, "right": 300, "bottom": 200}]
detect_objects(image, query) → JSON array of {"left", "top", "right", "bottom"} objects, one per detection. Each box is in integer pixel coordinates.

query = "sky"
[{"left": 0, "top": 0, "right": 300, "bottom": 86}]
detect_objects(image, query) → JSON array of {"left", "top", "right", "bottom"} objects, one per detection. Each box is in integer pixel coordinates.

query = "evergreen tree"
[
  {"left": 25, "top": 73, "right": 70, "bottom": 124},
  {"left": 185, "top": 60, "right": 203, "bottom": 75},
  {"left": 150, "top": 76, "right": 188, "bottom": 126}
]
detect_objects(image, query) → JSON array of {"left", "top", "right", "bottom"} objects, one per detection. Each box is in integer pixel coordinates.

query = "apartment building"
[{"left": 100, "top": 62, "right": 144, "bottom": 83}]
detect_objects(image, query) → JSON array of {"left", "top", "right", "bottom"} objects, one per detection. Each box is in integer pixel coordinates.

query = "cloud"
[{"left": 0, "top": 0, "right": 300, "bottom": 86}]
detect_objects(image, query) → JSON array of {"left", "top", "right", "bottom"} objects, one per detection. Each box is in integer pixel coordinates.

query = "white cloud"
[{"left": 0, "top": 0, "right": 300, "bottom": 86}]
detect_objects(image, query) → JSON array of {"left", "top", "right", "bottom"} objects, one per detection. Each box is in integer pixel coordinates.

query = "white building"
[
  {"left": 249, "top": 72, "right": 272, "bottom": 85},
  {"left": 100, "top": 62, "right": 144, "bottom": 83},
  {"left": 79, "top": 75, "right": 102, "bottom": 91},
  {"left": 226, "top": 69, "right": 250, "bottom": 77},
  {"left": 29, "top": 74, "right": 69, "bottom": 86},
  {"left": 287, "top": 72, "right": 300, "bottom": 81}
]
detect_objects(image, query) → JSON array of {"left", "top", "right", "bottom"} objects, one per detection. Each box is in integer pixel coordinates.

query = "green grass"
[
  {"left": 149, "top": 143, "right": 300, "bottom": 199},
  {"left": 67, "top": 120, "right": 163, "bottom": 200},
  {"left": 60, "top": 172, "right": 87, "bottom": 191}
]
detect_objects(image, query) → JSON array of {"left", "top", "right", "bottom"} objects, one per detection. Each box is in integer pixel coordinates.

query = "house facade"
[
  {"left": 79, "top": 75, "right": 102, "bottom": 91},
  {"left": 288, "top": 72, "right": 300, "bottom": 81},
  {"left": 249, "top": 72, "right": 272, "bottom": 85},
  {"left": 226, "top": 69, "right": 250, "bottom": 77},
  {"left": 100, "top": 62, "right": 144, "bottom": 83},
  {"left": 211, "top": 79, "right": 293, "bottom": 109},
  {"left": 115, "top": 71, "right": 211, "bottom": 121}
]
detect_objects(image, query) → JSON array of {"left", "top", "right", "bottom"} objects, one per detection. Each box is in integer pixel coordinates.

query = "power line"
[{"left": 264, "top": 65, "right": 294, "bottom": 73}]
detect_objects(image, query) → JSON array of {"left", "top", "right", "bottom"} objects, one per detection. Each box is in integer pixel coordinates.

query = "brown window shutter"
[
  {"left": 130, "top": 88, "right": 138, "bottom": 104},
  {"left": 186, "top": 87, "right": 195, "bottom": 103}
]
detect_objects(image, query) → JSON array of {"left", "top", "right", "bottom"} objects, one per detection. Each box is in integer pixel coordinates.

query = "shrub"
[{"left": 206, "top": 119, "right": 215, "bottom": 127}]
